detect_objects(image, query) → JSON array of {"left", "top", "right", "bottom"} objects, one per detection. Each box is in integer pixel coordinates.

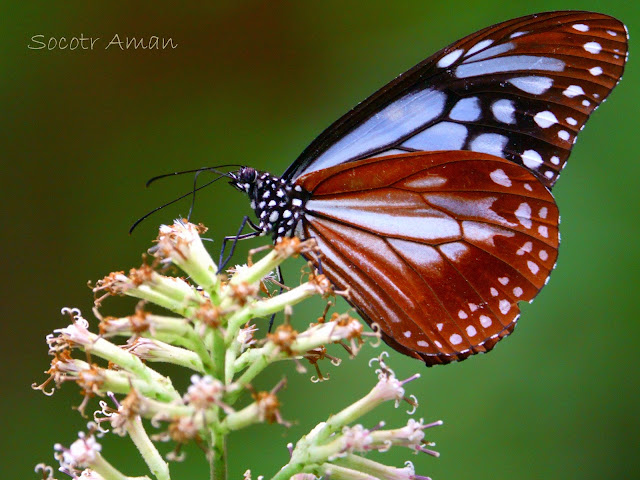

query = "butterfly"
[{"left": 225, "top": 11, "right": 628, "bottom": 366}]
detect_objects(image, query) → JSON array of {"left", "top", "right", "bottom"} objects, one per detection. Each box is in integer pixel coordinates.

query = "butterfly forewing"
[
  {"left": 284, "top": 11, "right": 628, "bottom": 189},
  {"left": 298, "top": 151, "right": 559, "bottom": 365}
]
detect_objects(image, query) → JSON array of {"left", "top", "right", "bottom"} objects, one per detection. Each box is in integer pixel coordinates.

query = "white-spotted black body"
[{"left": 229, "top": 167, "right": 310, "bottom": 240}]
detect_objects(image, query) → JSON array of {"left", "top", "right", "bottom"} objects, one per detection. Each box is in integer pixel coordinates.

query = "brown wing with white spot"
[
  {"left": 284, "top": 11, "right": 628, "bottom": 189},
  {"left": 297, "top": 151, "right": 559, "bottom": 365}
]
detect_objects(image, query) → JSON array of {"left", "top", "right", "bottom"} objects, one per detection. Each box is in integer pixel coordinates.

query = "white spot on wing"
[
  {"left": 516, "top": 241, "right": 532, "bottom": 256},
  {"left": 507, "top": 76, "right": 553, "bottom": 95},
  {"left": 538, "top": 225, "right": 549, "bottom": 238},
  {"left": 539, "top": 250, "right": 549, "bottom": 261},
  {"left": 450, "top": 334, "right": 463, "bottom": 345},
  {"left": 464, "top": 39, "right": 494, "bottom": 57},
  {"left": 449, "top": 97, "right": 481, "bottom": 121},
  {"left": 572, "top": 24, "right": 589, "bottom": 32},
  {"left": 584, "top": 42, "right": 602, "bottom": 54},
  {"left": 458, "top": 310, "right": 468, "bottom": 319},
  {"left": 439, "top": 242, "right": 469, "bottom": 261},
  {"left": 527, "top": 260, "right": 539, "bottom": 274},
  {"left": 388, "top": 238, "right": 444, "bottom": 272},
  {"left": 550, "top": 156, "right": 560, "bottom": 165},
  {"left": 455, "top": 56, "right": 565, "bottom": 78},
  {"left": 402, "top": 175, "right": 447, "bottom": 189},
  {"left": 462, "top": 222, "right": 518, "bottom": 249},
  {"left": 589, "top": 66, "right": 603, "bottom": 76},
  {"left": 558, "top": 130, "right": 570, "bottom": 141},
  {"left": 438, "top": 48, "right": 464, "bottom": 68},
  {"left": 513, "top": 286, "right": 523, "bottom": 297},
  {"left": 492, "top": 99, "right": 516, "bottom": 124},
  {"left": 566, "top": 117, "right": 578, "bottom": 126},
  {"left": 563, "top": 85, "right": 585, "bottom": 98},
  {"left": 539, "top": 207, "right": 548, "bottom": 219},
  {"left": 404, "top": 122, "right": 468, "bottom": 151},
  {"left": 534, "top": 110, "right": 558, "bottom": 128},
  {"left": 403, "top": 331, "right": 412, "bottom": 338},
  {"left": 515, "top": 203, "right": 532, "bottom": 229},
  {"left": 522, "top": 150, "right": 543, "bottom": 169},
  {"left": 499, "top": 299, "right": 511, "bottom": 314},
  {"left": 490, "top": 168, "right": 512, "bottom": 187},
  {"left": 466, "top": 325, "right": 477, "bottom": 337},
  {"left": 465, "top": 42, "right": 515, "bottom": 62},
  {"left": 480, "top": 315, "right": 492, "bottom": 327},
  {"left": 470, "top": 133, "right": 507, "bottom": 157},
  {"left": 367, "top": 148, "right": 409, "bottom": 159},
  {"left": 429, "top": 195, "right": 516, "bottom": 227}
]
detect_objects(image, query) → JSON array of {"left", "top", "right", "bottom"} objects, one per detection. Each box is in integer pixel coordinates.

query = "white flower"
[
  {"left": 237, "top": 324, "right": 259, "bottom": 352},
  {"left": 341, "top": 424, "right": 373, "bottom": 453},
  {"left": 78, "top": 469, "right": 106, "bottom": 480},
  {"left": 183, "top": 374, "right": 232, "bottom": 412},
  {"left": 55, "top": 432, "right": 101, "bottom": 469},
  {"left": 48, "top": 309, "right": 94, "bottom": 351}
]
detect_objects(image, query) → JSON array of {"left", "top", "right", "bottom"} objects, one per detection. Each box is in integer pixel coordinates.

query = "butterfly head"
[{"left": 229, "top": 166, "right": 259, "bottom": 194}]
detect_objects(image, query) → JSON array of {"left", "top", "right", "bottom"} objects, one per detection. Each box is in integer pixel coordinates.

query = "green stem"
[
  {"left": 224, "top": 347, "right": 239, "bottom": 385},
  {"left": 211, "top": 329, "right": 226, "bottom": 380},
  {"left": 209, "top": 325, "right": 227, "bottom": 480},
  {"left": 225, "top": 343, "right": 277, "bottom": 405},
  {"left": 270, "top": 460, "right": 309, "bottom": 480},
  {"left": 127, "top": 416, "right": 170, "bottom": 480},
  {"left": 320, "top": 463, "right": 378, "bottom": 480},
  {"left": 333, "top": 454, "right": 405, "bottom": 479},
  {"left": 90, "top": 452, "right": 149, "bottom": 480},
  {"left": 224, "top": 282, "right": 319, "bottom": 345},
  {"left": 210, "top": 422, "right": 227, "bottom": 480}
]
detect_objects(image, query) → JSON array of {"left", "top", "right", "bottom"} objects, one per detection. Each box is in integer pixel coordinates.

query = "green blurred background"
[{"left": 2, "top": 1, "right": 638, "bottom": 479}]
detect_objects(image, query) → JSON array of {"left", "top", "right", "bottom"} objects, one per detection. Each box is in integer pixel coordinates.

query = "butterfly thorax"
[{"left": 230, "top": 167, "right": 309, "bottom": 240}]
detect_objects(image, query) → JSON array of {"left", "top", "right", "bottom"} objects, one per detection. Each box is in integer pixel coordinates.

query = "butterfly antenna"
[
  {"left": 145, "top": 164, "right": 242, "bottom": 188},
  {"left": 129, "top": 173, "right": 228, "bottom": 234}
]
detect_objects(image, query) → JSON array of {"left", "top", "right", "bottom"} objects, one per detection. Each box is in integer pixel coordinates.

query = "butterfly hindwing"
[{"left": 298, "top": 151, "right": 559, "bottom": 365}]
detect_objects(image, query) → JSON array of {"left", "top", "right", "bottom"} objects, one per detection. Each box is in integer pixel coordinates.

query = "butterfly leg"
[
  {"left": 300, "top": 234, "right": 324, "bottom": 274},
  {"left": 218, "top": 215, "right": 261, "bottom": 273},
  {"left": 268, "top": 265, "right": 284, "bottom": 332}
]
